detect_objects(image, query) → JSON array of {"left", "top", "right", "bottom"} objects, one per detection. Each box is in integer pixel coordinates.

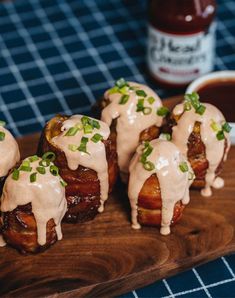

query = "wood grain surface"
[{"left": 0, "top": 96, "right": 235, "bottom": 297}]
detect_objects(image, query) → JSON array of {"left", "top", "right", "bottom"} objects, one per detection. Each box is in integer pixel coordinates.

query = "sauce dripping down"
[
  {"left": 51, "top": 115, "right": 110, "bottom": 212},
  {"left": 172, "top": 102, "right": 231, "bottom": 197},
  {"left": 0, "top": 126, "right": 20, "bottom": 177},
  {"left": 1, "top": 158, "right": 67, "bottom": 246},
  {"left": 101, "top": 82, "right": 163, "bottom": 174},
  {"left": 128, "top": 139, "right": 193, "bottom": 235}
]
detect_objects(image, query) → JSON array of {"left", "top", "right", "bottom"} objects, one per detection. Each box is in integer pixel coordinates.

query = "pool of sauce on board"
[{"left": 196, "top": 79, "right": 235, "bottom": 122}]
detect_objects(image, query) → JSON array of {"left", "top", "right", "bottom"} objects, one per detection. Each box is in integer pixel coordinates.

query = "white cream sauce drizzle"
[
  {"left": 0, "top": 126, "right": 20, "bottom": 177},
  {"left": 0, "top": 235, "right": 6, "bottom": 247},
  {"left": 51, "top": 115, "right": 110, "bottom": 212},
  {"left": 172, "top": 103, "right": 231, "bottom": 197},
  {"left": 101, "top": 82, "right": 163, "bottom": 174},
  {"left": 1, "top": 158, "right": 67, "bottom": 246},
  {"left": 128, "top": 139, "right": 193, "bottom": 235}
]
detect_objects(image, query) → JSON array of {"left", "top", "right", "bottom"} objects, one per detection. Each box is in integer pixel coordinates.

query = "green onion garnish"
[
  {"left": 119, "top": 94, "right": 129, "bottom": 105},
  {"left": 140, "top": 142, "right": 153, "bottom": 164},
  {"left": 30, "top": 172, "right": 37, "bottom": 183},
  {"left": 36, "top": 166, "right": 46, "bottom": 175},
  {"left": 65, "top": 126, "right": 79, "bottom": 136},
  {"left": 185, "top": 92, "right": 200, "bottom": 109},
  {"left": 119, "top": 85, "right": 130, "bottom": 95},
  {"left": 216, "top": 130, "right": 225, "bottom": 141},
  {"left": 210, "top": 120, "right": 221, "bottom": 132},
  {"left": 19, "top": 165, "right": 32, "bottom": 172},
  {"left": 60, "top": 179, "right": 68, "bottom": 187},
  {"left": 222, "top": 122, "right": 232, "bottom": 133},
  {"left": 157, "top": 106, "right": 169, "bottom": 116},
  {"left": 50, "top": 165, "right": 59, "bottom": 176},
  {"left": 136, "top": 90, "right": 147, "bottom": 97},
  {"left": 81, "top": 116, "right": 89, "bottom": 125},
  {"left": 196, "top": 104, "right": 206, "bottom": 115},
  {"left": 12, "top": 169, "right": 19, "bottom": 181},
  {"left": 74, "top": 123, "right": 83, "bottom": 130},
  {"left": 143, "top": 107, "right": 152, "bottom": 115},
  {"left": 159, "top": 133, "right": 171, "bottom": 141},
  {"left": 78, "top": 137, "right": 89, "bottom": 154},
  {"left": 179, "top": 162, "right": 189, "bottom": 173},
  {"left": 91, "top": 133, "right": 103, "bottom": 143},
  {"left": 92, "top": 119, "right": 100, "bottom": 129},
  {"left": 0, "top": 131, "right": 5, "bottom": 141},
  {"left": 136, "top": 98, "right": 144, "bottom": 112},
  {"left": 143, "top": 161, "right": 155, "bottom": 171},
  {"left": 68, "top": 144, "right": 78, "bottom": 152},
  {"left": 184, "top": 101, "right": 191, "bottom": 111},
  {"left": 29, "top": 155, "right": 39, "bottom": 162},
  {"left": 0, "top": 121, "right": 6, "bottom": 127},
  {"left": 22, "top": 160, "right": 30, "bottom": 167},
  {"left": 42, "top": 151, "right": 56, "bottom": 162},
  {"left": 84, "top": 124, "right": 93, "bottom": 134},
  {"left": 39, "top": 159, "right": 50, "bottom": 167},
  {"left": 108, "top": 86, "right": 119, "bottom": 95},
  {"left": 147, "top": 97, "right": 155, "bottom": 105},
  {"left": 115, "top": 78, "right": 127, "bottom": 89}
]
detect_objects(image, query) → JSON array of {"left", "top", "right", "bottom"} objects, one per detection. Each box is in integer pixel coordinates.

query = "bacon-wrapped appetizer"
[
  {"left": 38, "top": 115, "right": 118, "bottom": 223},
  {"left": 100, "top": 78, "right": 165, "bottom": 180},
  {"left": 171, "top": 93, "right": 231, "bottom": 196},
  {"left": 128, "top": 139, "right": 193, "bottom": 235},
  {"left": 0, "top": 155, "right": 67, "bottom": 253},
  {"left": 0, "top": 121, "right": 20, "bottom": 192}
]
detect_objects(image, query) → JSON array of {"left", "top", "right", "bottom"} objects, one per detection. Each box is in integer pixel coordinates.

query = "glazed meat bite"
[
  {"left": 171, "top": 93, "right": 231, "bottom": 197},
  {"left": 128, "top": 139, "right": 193, "bottom": 235},
  {"left": 0, "top": 156, "right": 67, "bottom": 253},
  {"left": 38, "top": 115, "right": 118, "bottom": 223},
  {"left": 101, "top": 78, "right": 165, "bottom": 180},
  {"left": 0, "top": 122, "right": 20, "bottom": 189}
]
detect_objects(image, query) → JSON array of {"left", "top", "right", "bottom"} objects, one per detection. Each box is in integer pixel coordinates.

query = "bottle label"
[{"left": 147, "top": 23, "right": 216, "bottom": 85}]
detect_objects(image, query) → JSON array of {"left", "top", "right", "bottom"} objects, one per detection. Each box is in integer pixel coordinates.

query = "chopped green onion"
[
  {"left": 83, "top": 124, "right": 93, "bottom": 134},
  {"left": 222, "top": 122, "right": 232, "bottom": 133},
  {"left": 196, "top": 104, "right": 206, "bottom": 115},
  {"left": 0, "top": 131, "right": 5, "bottom": 141},
  {"left": 30, "top": 172, "right": 37, "bottom": 183},
  {"left": 0, "top": 121, "right": 6, "bottom": 127},
  {"left": 42, "top": 151, "right": 56, "bottom": 162},
  {"left": 159, "top": 133, "right": 171, "bottom": 141},
  {"left": 39, "top": 159, "right": 50, "bottom": 167},
  {"left": 115, "top": 78, "right": 127, "bottom": 89},
  {"left": 157, "top": 106, "right": 169, "bottom": 116},
  {"left": 81, "top": 116, "right": 89, "bottom": 125},
  {"left": 179, "top": 162, "right": 189, "bottom": 173},
  {"left": 136, "top": 98, "right": 144, "bottom": 112},
  {"left": 19, "top": 165, "right": 32, "bottom": 172},
  {"left": 92, "top": 119, "right": 100, "bottom": 129},
  {"left": 136, "top": 90, "right": 147, "bottom": 97},
  {"left": 108, "top": 86, "right": 119, "bottom": 94},
  {"left": 22, "top": 160, "right": 30, "bottom": 167},
  {"left": 78, "top": 137, "right": 89, "bottom": 154},
  {"left": 65, "top": 126, "right": 79, "bottom": 136},
  {"left": 68, "top": 144, "right": 78, "bottom": 152},
  {"left": 50, "top": 165, "right": 59, "bottom": 176},
  {"left": 216, "top": 130, "right": 225, "bottom": 141},
  {"left": 119, "top": 85, "right": 130, "bottom": 95},
  {"left": 12, "top": 169, "right": 19, "bottom": 181},
  {"left": 140, "top": 142, "right": 153, "bottom": 163},
  {"left": 29, "top": 155, "right": 39, "bottom": 162},
  {"left": 143, "top": 161, "right": 155, "bottom": 171},
  {"left": 36, "top": 166, "right": 46, "bottom": 175},
  {"left": 147, "top": 97, "right": 155, "bottom": 105},
  {"left": 74, "top": 123, "right": 83, "bottom": 130},
  {"left": 143, "top": 107, "right": 152, "bottom": 115},
  {"left": 119, "top": 94, "right": 129, "bottom": 105},
  {"left": 91, "top": 133, "right": 103, "bottom": 143},
  {"left": 60, "top": 179, "right": 68, "bottom": 187},
  {"left": 210, "top": 120, "right": 221, "bottom": 132},
  {"left": 185, "top": 92, "right": 200, "bottom": 110},
  {"left": 184, "top": 101, "right": 191, "bottom": 111}
]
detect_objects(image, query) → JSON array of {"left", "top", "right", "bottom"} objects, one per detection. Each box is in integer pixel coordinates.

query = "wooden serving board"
[{"left": 0, "top": 96, "right": 235, "bottom": 297}]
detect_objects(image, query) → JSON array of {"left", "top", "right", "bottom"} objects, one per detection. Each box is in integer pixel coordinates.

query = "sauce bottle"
[{"left": 147, "top": 0, "right": 216, "bottom": 88}]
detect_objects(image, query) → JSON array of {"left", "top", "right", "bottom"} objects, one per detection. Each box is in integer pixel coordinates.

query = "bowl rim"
[{"left": 186, "top": 70, "right": 235, "bottom": 94}]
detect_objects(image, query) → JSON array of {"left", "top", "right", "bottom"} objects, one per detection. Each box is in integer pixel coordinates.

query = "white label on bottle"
[{"left": 147, "top": 23, "right": 216, "bottom": 85}]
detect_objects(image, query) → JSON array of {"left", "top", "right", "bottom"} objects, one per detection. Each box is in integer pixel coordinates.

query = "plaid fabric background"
[{"left": 0, "top": 0, "right": 235, "bottom": 297}]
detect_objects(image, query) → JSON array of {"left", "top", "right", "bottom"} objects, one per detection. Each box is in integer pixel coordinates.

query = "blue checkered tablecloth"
[{"left": 0, "top": 0, "right": 235, "bottom": 297}]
